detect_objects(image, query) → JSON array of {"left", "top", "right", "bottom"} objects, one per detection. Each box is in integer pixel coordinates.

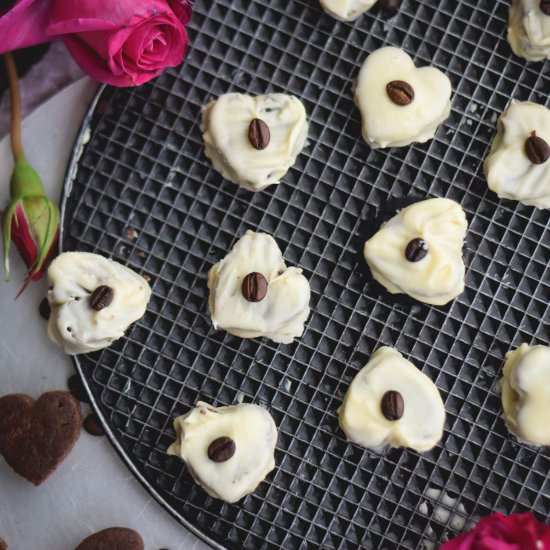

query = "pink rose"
[
  {"left": 440, "top": 512, "right": 550, "bottom": 550},
  {"left": 0, "top": 0, "right": 192, "bottom": 87}
]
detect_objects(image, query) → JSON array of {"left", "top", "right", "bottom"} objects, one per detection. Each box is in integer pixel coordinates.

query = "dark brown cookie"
[
  {"left": 0, "top": 391, "right": 81, "bottom": 485},
  {"left": 0, "top": 537, "right": 7, "bottom": 549},
  {"left": 75, "top": 527, "right": 144, "bottom": 550}
]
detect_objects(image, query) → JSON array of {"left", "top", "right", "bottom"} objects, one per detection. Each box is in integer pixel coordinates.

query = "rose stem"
[{"left": 3, "top": 53, "right": 24, "bottom": 163}]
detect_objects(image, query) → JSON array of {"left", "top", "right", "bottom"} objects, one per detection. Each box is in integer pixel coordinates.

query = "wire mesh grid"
[{"left": 59, "top": 0, "right": 550, "bottom": 548}]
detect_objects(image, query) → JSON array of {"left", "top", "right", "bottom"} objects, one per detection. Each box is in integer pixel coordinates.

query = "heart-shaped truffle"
[
  {"left": 75, "top": 527, "right": 143, "bottom": 550},
  {"left": 208, "top": 231, "right": 311, "bottom": 343},
  {"left": 0, "top": 391, "right": 81, "bottom": 485},
  {"left": 484, "top": 101, "right": 550, "bottom": 209},
  {"left": 363, "top": 198, "right": 467, "bottom": 305},
  {"left": 355, "top": 47, "right": 452, "bottom": 148},
  {"left": 168, "top": 401, "right": 278, "bottom": 503},
  {"left": 338, "top": 347, "right": 445, "bottom": 452},
  {"left": 508, "top": 0, "right": 550, "bottom": 61},
  {"left": 320, "top": 0, "right": 377, "bottom": 20},
  {"left": 47, "top": 252, "right": 151, "bottom": 355},
  {"left": 501, "top": 344, "right": 550, "bottom": 446},
  {"left": 202, "top": 93, "right": 308, "bottom": 191}
]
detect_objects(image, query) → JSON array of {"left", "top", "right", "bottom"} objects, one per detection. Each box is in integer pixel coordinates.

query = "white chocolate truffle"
[
  {"left": 363, "top": 198, "right": 467, "bottom": 306},
  {"left": 338, "top": 347, "right": 445, "bottom": 453},
  {"left": 355, "top": 47, "right": 452, "bottom": 148},
  {"left": 208, "top": 231, "right": 311, "bottom": 344},
  {"left": 201, "top": 93, "right": 308, "bottom": 192},
  {"left": 501, "top": 344, "right": 550, "bottom": 446},
  {"left": 47, "top": 252, "right": 151, "bottom": 355},
  {"left": 508, "top": 0, "right": 550, "bottom": 62},
  {"left": 167, "top": 401, "right": 277, "bottom": 503},
  {"left": 484, "top": 101, "right": 550, "bottom": 209},
  {"left": 320, "top": 0, "right": 377, "bottom": 21}
]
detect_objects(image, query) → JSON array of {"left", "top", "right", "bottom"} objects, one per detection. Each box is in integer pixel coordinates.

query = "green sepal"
[
  {"left": 2, "top": 197, "right": 21, "bottom": 282},
  {"left": 10, "top": 159, "right": 45, "bottom": 198}
]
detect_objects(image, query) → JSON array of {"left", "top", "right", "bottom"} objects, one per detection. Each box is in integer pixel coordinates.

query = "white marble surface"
[{"left": 0, "top": 78, "right": 209, "bottom": 550}]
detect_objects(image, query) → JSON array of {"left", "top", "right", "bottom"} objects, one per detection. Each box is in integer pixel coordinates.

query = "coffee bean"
[
  {"left": 248, "top": 118, "right": 270, "bottom": 150},
  {"left": 241, "top": 272, "right": 268, "bottom": 302},
  {"left": 379, "top": 0, "right": 402, "bottom": 13},
  {"left": 525, "top": 131, "right": 550, "bottom": 165},
  {"left": 83, "top": 413, "right": 105, "bottom": 436},
  {"left": 68, "top": 374, "right": 90, "bottom": 403},
  {"left": 405, "top": 238, "right": 428, "bottom": 262},
  {"left": 541, "top": 0, "right": 550, "bottom": 15},
  {"left": 39, "top": 297, "right": 51, "bottom": 321},
  {"left": 386, "top": 80, "right": 415, "bottom": 106},
  {"left": 207, "top": 436, "right": 236, "bottom": 462},
  {"left": 90, "top": 285, "right": 114, "bottom": 311},
  {"left": 381, "top": 391, "right": 405, "bottom": 421}
]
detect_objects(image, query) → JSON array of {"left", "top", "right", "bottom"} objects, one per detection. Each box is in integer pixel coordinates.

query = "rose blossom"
[
  {"left": 440, "top": 512, "right": 550, "bottom": 550},
  {"left": 0, "top": 0, "right": 192, "bottom": 86}
]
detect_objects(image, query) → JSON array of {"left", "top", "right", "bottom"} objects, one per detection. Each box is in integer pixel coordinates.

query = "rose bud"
[
  {"left": 3, "top": 162, "right": 60, "bottom": 296},
  {"left": 2, "top": 53, "right": 60, "bottom": 296},
  {"left": 440, "top": 511, "right": 550, "bottom": 550}
]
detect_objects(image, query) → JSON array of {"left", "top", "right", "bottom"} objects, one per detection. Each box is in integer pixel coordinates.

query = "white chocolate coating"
[
  {"left": 202, "top": 93, "right": 308, "bottom": 192},
  {"left": 501, "top": 344, "right": 550, "bottom": 446},
  {"left": 508, "top": 0, "right": 550, "bottom": 61},
  {"left": 355, "top": 47, "right": 452, "bottom": 148},
  {"left": 208, "top": 231, "right": 311, "bottom": 344},
  {"left": 320, "top": 0, "right": 377, "bottom": 21},
  {"left": 167, "top": 402, "right": 277, "bottom": 503},
  {"left": 363, "top": 198, "right": 467, "bottom": 306},
  {"left": 338, "top": 347, "right": 445, "bottom": 453},
  {"left": 47, "top": 252, "right": 151, "bottom": 355},
  {"left": 484, "top": 101, "right": 550, "bottom": 209}
]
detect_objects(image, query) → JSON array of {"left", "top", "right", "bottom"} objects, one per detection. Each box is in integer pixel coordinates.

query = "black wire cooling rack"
[{"left": 59, "top": 1, "right": 550, "bottom": 548}]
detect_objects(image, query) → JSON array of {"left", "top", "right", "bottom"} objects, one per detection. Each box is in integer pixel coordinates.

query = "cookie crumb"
[
  {"left": 126, "top": 227, "right": 139, "bottom": 240},
  {"left": 83, "top": 413, "right": 105, "bottom": 437},
  {"left": 39, "top": 298, "right": 51, "bottom": 321}
]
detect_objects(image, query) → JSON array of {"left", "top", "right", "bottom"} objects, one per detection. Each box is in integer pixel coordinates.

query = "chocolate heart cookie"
[
  {"left": 0, "top": 391, "right": 81, "bottom": 485},
  {"left": 202, "top": 93, "right": 308, "bottom": 191},
  {"left": 484, "top": 101, "right": 550, "bottom": 209},
  {"left": 0, "top": 537, "right": 7, "bottom": 549},
  {"left": 208, "top": 230, "right": 311, "bottom": 343},
  {"left": 75, "top": 527, "right": 144, "bottom": 550},
  {"left": 168, "top": 401, "right": 278, "bottom": 503},
  {"left": 47, "top": 252, "right": 152, "bottom": 355},
  {"left": 363, "top": 198, "right": 467, "bottom": 305},
  {"left": 320, "top": 0, "right": 377, "bottom": 20},
  {"left": 338, "top": 347, "right": 446, "bottom": 452},
  {"left": 501, "top": 344, "right": 550, "bottom": 445},
  {"left": 355, "top": 47, "right": 452, "bottom": 148},
  {"left": 508, "top": 0, "right": 550, "bottom": 61}
]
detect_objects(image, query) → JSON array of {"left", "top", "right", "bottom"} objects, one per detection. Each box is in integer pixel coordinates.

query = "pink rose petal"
[{"left": 0, "top": 0, "right": 52, "bottom": 53}]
